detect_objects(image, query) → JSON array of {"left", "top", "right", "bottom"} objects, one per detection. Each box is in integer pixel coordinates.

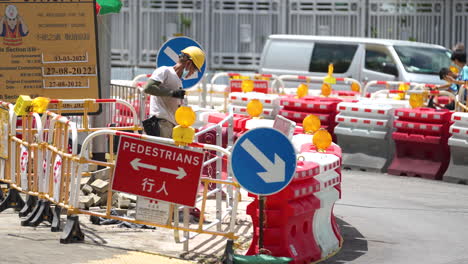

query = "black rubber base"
[
  {"left": 0, "top": 188, "right": 25, "bottom": 213},
  {"left": 19, "top": 195, "right": 37, "bottom": 217},
  {"left": 222, "top": 239, "right": 234, "bottom": 264},
  {"left": 21, "top": 200, "right": 53, "bottom": 227},
  {"left": 51, "top": 205, "right": 62, "bottom": 232},
  {"left": 60, "top": 215, "right": 84, "bottom": 244}
]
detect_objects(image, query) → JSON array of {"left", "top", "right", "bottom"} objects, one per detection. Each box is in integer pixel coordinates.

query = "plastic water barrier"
[
  {"left": 444, "top": 112, "right": 468, "bottom": 184},
  {"left": 229, "top": 92, "right": 281, "bottom": 119},
  {"left": 335, "top": 100, "right": 397, "bottom": 172},
  {"left": 0, "top": 102, "right": 241, "bottom": 250},
  {"left": 279, "top": 95, "right": 347, "bottom": 142},
  {"left": 387, "top": 108, "right": 453, "bottom": 180},
  {"left": 246, "top": 132, "right": 342, "bottom": 263}
]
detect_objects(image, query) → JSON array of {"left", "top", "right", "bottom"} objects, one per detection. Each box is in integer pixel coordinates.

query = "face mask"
[{"left": 181, "top": 69, "right": 189, "bottom": 79}]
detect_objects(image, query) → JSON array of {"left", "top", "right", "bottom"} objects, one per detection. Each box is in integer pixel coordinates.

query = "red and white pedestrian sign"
[
  {"left": 20, "top": 145, "right": 29, "bottom": 190},
  {"left": 53, "top": 155, "right": 63, "bottom": 201},
  {"left": 112, "top": 136, "right": 205, "bottom": 207}
]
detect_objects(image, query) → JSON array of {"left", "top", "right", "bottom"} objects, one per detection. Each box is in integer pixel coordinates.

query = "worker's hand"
[
  {"left": 171, "top": 89, "right": 186, "bottom": 99},
  {"left": 444, "top": 75, "right": 456, "bottom": 83}
]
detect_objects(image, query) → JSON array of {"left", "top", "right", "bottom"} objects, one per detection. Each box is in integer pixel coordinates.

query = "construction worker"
[
  {"left": 143, "top": 46, "right": 205, "bottom": 138},
  {"left": 0, "top": 5, "right": 29, "bottom": 46}
]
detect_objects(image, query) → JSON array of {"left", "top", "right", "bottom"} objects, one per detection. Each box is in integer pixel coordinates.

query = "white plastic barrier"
[
  {"left": 335, "top": 99, "right": 403, "bottom": 172},
  {"left": 229, "top": 92, "right": 281, "bottom": 119},
  {"left": 444, "top": 112, "right": 468, "bottom": 184}
]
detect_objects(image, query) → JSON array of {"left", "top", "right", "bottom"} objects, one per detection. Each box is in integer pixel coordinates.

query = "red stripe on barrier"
[
  {"left": 377, "top": 121, "right": 384, "bottom": 126},
  {"left": 188, "top": 142, "right": 205, "bottom": 148},
  {"left": 228, "top": 73, "right": 240, "bottom": 77},
  {"left": 241, "top": 98, "right": 248, "bottom": 101},
  {"left": 261, "top": 74, "right": 272, "bottom": 78},
  {"left": 377, "top": 81, "right": 387, "bottom": 85},
  {"left": 351, "top": 119, "right": 358, "bottom": 123},
  {"left": 404, "top": 82, "right": 411, "bottom": 85},
  {"left": 364, "top": 109, "right": 372, "bottom": 112},
  {"left": 116, "top": 131, "right": 142, "bottom": 138},
  {"left": 265, "top": 100, "right": 271, "bottom": 104},
  {"left": 339, "top": 106, "right": 346, "bottom": 110},
  {"left": 454, "top": 116, "right": 461, "bottom": 120},
  {"left": 298, "top": 76, "right": 307, "bottom": 80},
  {"left": 363, "top": 120, "right": 371, "bottom": 124},
  {"left": 336, "top": 77, "right": 345, "bottom": 81},
  {"left": 337, "top": 117, "right": 344, "bottom": 122},
  {"left": 231, "top": 96, "right": 237, "bottom": 100},
  {"left": 377, "top": 110, "right": 385, "bottom": 114},
  {"left": 49, "top": 99, "right": 59, "bottom": 103},
  {"left": 351, "top": 107, "right": 358, "bottom": 111},
  {"left": 96, "top": 99, "right": 116, "bottom": 103},
  {"left": 453, "top": 128, "right": 460, "bottom": 133},
  {"left": 146, "top": 74, "right": 151, "bottom": 77}
]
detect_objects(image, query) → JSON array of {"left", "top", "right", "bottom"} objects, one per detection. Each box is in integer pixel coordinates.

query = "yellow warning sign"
[{"left": 0, "top": 1, "right": 100, "bottom": 106}]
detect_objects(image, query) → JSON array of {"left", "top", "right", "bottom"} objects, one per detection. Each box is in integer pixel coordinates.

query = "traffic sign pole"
[{"left": 259, "top": 195, "right": 265, "bottom": 250}]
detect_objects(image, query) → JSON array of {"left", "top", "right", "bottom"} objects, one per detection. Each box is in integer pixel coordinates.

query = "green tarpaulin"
[{"left": 96, "top": 0, "right": 122, "bottom": 15}]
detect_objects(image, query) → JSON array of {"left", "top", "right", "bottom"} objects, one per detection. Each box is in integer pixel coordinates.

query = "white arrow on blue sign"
[
  {"left": 230, "top": 128, "right": 297, "bottom": 196},
  {"left": 156, "top": 37, "right": 206, "bottom": 89}
]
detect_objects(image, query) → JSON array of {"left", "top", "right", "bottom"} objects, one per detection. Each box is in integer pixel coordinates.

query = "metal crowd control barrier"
[
  {"left": 47, "top": 98, "right": 142, "bottom": 132},
  {"left": 72, "top": 130, "right": 240, "bottom": 250},
  {"left": 444, "top": 112, "right": 468, "bottom": 184},
  {"left": 275, "top": 75, "right": 362, "bottom": 97},
  {"left": 110, "top": 83, "right": 147, "bottom": 124},
  {"left": 209, "top": 72, "right": 281, "bottom": 111},
  {"left": 363, "top": 80, "right": 431, "bottom": 98}
]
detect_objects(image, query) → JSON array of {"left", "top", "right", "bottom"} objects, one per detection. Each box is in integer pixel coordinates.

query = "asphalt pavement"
[{"left": 1, "top": 170, "right": 467, "bottom": 264}]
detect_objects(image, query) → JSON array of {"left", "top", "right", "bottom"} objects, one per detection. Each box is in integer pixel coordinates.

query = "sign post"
[
  {"left": 112, "top": 136, "right": 205, "bottom": 207},
  {"left": 156, "top": 36, "right": 206, "bottom": 89},
  {"left": 230, "top": 127, "right": 297, "bottom": 251}
]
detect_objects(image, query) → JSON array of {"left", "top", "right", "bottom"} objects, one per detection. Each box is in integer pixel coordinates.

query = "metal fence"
[
  {"left": 109, "top": 0, "right": 468, "bottom": 72},
  {"left": 288, "top": 0, "right": 365, "bottom": 37}
]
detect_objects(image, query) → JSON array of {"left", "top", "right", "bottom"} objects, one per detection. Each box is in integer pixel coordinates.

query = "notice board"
[{"left": 0, "top": 1, "right": 100, "bottom": 111}]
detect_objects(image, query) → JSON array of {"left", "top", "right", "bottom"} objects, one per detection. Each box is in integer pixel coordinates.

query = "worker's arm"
[
  {"left": 143, "top": 79, "right": 185, "bottom": 98},
  {"left": 435, "top": 83, "right": 451, "bottom": 90}
]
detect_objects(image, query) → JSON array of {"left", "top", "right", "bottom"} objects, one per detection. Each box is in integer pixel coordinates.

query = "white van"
[{"left": 259, "top": 35, "right": 452, "bottom": 88}]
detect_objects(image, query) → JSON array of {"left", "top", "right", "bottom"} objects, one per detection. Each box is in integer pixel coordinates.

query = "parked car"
[{"left": 259, "top": 35, "right": 452, "bottom": 91}]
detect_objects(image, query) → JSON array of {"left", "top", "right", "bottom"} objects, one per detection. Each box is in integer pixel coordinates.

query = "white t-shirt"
[{"left": 148, "top": 66, "right": 182, "bottom": 125}]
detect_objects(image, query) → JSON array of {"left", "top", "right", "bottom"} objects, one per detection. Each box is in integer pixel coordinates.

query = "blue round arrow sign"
[
  {"left": 156, "top": 37, "right": 206, "bottom": 89},
  {"left": 230, "top": 128, "right": 297, "bottom": 196}
]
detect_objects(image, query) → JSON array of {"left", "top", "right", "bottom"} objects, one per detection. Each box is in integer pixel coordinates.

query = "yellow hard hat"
[{"left": 181, "top": 46, "right": 205, "bottom": 71}]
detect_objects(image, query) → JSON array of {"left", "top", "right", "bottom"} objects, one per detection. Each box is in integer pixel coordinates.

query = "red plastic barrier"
[
  {"left": 279, "top": 96, "right": 345, "bottom": 142},
  {"left": 246, "top": 143, "right": 343, "bottom": 263},
  {"left": 388, "top": 108, "right": 453, "bottom": 180}
]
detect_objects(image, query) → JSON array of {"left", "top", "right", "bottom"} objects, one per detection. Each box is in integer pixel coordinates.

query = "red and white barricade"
[
  {"left": 229, "top": 92, "right": 281, "bottom": 119},
  {"left": 388, "top": 108, "right": 453, "bottom": 180},
  {"left": 444, "top": 112, "right": 468, "bottom": 184},
  {"left": 334, "top": 99, "right": 405, "bottom": 172},
  {"left": 246, "top": 133, "right": 342, "bottom": 263}
]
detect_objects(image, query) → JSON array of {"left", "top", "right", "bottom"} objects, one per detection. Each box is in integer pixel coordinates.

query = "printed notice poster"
[{"left": 0, "top": 1, "right": 100, "bottom": 112}]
